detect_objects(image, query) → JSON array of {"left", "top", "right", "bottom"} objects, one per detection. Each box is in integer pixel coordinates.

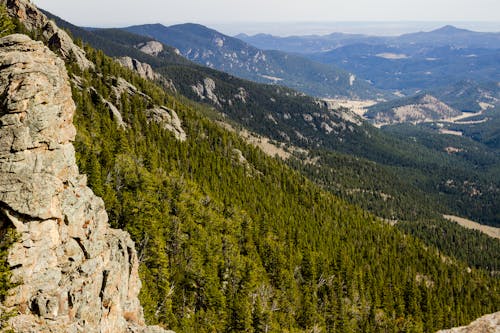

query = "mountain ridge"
[
  {"left": 239, "top": 25, "right": 500, "bottom": 53},
  {"left": 124, "top": 23, "right": 384, "bottom": 98}
]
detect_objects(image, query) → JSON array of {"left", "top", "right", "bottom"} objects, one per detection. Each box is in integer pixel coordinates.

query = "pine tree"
[{"left": 0, "top": 5, "right": 14, "bottom": 37}]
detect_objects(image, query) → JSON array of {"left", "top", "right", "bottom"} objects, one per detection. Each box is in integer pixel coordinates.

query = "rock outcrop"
[
  {"left": 146, "top": 107, "right": 186, "bottom": 141},
  {"left": 0, "top": 0, "right": 93, "bottom": 70},
  {"left": 0, "top": 34, "right": 168, "bottom": 333},
  {"left": 191, "top": 78, "right": 221, "bottom": 107},
  {"left": 436, "top": 312, "right": 500, "bottom": 333},
  {"left": 115, "top": 57, "right": 176, "bottom": 93},
  {"left": 116, "top": 57, "right": 159, "bottom": 81},
  {"left": 136, "top": 41, "right": 163, "bottom": 57}
]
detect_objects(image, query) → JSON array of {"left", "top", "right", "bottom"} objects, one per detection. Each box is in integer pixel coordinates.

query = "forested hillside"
[
  {"left": 64, "top": 39, "right": 499, "bottom": 332},
  {"left": 2, "top": 4, "right": 498, "bottom": 332},
  {"left": 41, "top": 7, "right": 500, "bottom": 266}
]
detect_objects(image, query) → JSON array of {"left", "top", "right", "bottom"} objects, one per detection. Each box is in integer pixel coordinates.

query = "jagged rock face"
[
  {"left": 436, "top": 312, "right": 500, "bottom": 333},
  {"left": 116, "top": 57, "right": 159, "bottom": 81},
  {"left": 191, "top": 78, "right": 221, "bottom": 107},
  {"left": 1, "top": 0, "right": 94, "bottom": 70},
  {"left": 0, "top": 34, "right": 168, "bottom": 333}
]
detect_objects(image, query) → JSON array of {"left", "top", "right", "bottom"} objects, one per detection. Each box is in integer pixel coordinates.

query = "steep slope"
[
  {"left": 41, "top": 12, "right": 369, "bottom": 148},
  {"left": 1, "top": 2, "right": 499, "bottom": 332},
  {"left": 0, "top": 34, "right": 167, "bottom": 333},
  {"left": 43, "top": 12, "right": 375, "bottom": 151},
  {"left": 70, "top": 43, "right": 500, "bottom": 333},
  {"left": 42, "top": 10, "right": 500, "bottom": 228},
  {"left": 123, "top": 23, "right": 382, "bottom": 98}
]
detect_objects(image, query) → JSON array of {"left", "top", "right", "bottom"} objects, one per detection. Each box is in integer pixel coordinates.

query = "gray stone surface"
[
  {"left": 115, "top": 56, "right": 177, "bottom": 92},
  {"left": 136, "top": 41, "right": 164, "bottom": 56},
  {"left": 146, "top": 106, "right": 186, "bottom": 141},
  {"left": 0, "top": 34, "right": 169, "bottom": 333},
  {"left": 116, "top": 56, "right": 159, "bottom": 81}
]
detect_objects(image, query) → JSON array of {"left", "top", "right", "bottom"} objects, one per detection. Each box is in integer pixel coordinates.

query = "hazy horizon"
[
  {"left": 32, "top": 0, "right": 500, "bottom": 37},
  {"left": 210, "top": 21, "right": 500, "bottom": 37}
]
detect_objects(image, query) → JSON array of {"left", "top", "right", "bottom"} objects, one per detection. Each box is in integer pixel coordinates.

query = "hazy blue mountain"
[
  {"left": 396, "top": 25, "right": 500, "bottom": 48},
  {"left": 239, "top": 25, "right": 500, "bottom": 54},
  {"left": 235, "top": 32, "right": 378, "bottom": 54},
  {"left": 123, "top": 23, "right": 386, "bottom": 99},
  {"left": 240, "top": 26, "right": 500, "bottom": 94},
  {"left": 310, "top": 43, "right": 499, "bottom": 93}
]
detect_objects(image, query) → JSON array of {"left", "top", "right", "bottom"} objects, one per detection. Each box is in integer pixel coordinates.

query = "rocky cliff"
[{"left": 0, "top": 34, "right": 169, "bottom": 333}]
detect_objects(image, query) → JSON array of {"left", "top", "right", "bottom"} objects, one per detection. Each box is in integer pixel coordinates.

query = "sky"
[{"left": 32, "top": 0, "right": 500, "bottom": 36}]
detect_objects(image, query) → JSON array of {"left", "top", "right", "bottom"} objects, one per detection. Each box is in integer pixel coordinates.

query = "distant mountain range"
[
  {"left": 240, "top": 26, "right": 500, "bottom": 95},
  {"left": 238, "top": 25, "right": 500, "bottom": 54},
  {"left": 122, "top": 23, "right": 385, "bottom": 99}
]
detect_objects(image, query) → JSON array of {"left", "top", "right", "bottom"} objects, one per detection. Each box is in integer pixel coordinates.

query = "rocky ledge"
[
  {"left": 436, "top": 312, "right": 500, "bottom": 333},
  {"left": 0, "top": 34, "right": 169, "bottom": 333}
]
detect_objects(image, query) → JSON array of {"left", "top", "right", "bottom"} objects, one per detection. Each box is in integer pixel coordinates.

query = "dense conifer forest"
[
  {"left": 45, "top": 12, "right": 500, "bottom": 227},
  {"left": 0, "top": 11, "right": 498, "bottom": 332},
  {"left": 66, "top": 45, "right": 499, "bottom": 332}
]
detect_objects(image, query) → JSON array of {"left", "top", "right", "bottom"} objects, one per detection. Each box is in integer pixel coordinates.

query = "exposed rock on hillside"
[
  {"left": 136, "top": 41, "right": 164, "bottom": 56},
  {"left": 115, "top": 57, "right": 176, "bottom": 92},
  {"left": 0, "top": 34, "right": 168, "bottom": 333},
  {"left": 1, "top": 0, "right": 93, "bottom": 70},
  {"left": 191, "top": 78, "right": 221, "bottom": 107},
  {"left": 436, "top": 312, "right": 500, "bottom": 333},
  {"left": 146, "top": 107, "right": 186, "bottom": 141},
  {"left": 117, "top": 56, "right": 159, "bottom": 81}
]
